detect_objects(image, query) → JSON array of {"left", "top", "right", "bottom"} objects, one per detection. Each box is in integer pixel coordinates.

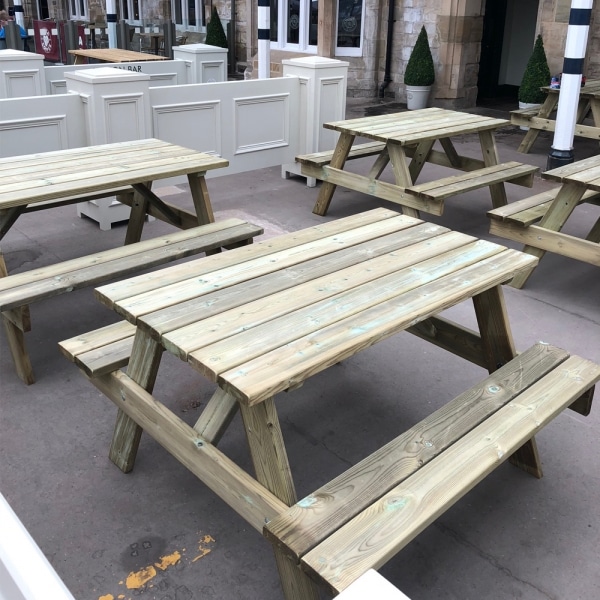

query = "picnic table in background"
[
  {"left": 299, "top": 108, "right": 537, "bottom": 218},
  {"left": 511, "top": 79, "right": 600, "bottom": 153},
  {"left": 69, "top": 48, "right": 168, "bottom": 64},
  {"left": 488, "top": 154, "right": 600, "bottom": 288}
]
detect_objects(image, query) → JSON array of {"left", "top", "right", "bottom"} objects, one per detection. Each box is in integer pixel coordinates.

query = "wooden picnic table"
[
  {"left": 301, "top": 108, "right": 537, "bottom": 218},
  {"left": 69, "top": 48, "right": 168, "bottom": 64},
  {"left": 0, "top": 139, "right": 233, "bottom": 383},
  {"left": 61, "top": 207, "right": 553, "bottom": 596},
  {"left": 0, "top": 138, "right": 227, "bottom": 243},
  {"left": 488, "top": 154, "right": 600, "bottom": 288},
  {"left": 511, "top": 79, "right": 600, "bottom": 153}
]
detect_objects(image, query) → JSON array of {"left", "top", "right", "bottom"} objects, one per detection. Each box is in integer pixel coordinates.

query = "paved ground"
[{"left": 1, "top": 100, "right": 599, "bottom": 600}]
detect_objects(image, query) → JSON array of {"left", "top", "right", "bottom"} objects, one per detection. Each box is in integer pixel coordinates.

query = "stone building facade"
[{"left": 7, "top": 0, "right": 600, "bottom": 108}]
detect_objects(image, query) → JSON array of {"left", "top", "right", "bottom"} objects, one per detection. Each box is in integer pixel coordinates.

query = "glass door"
[{"left": 271, "top": 0, "right": 318, "bottom": 52}]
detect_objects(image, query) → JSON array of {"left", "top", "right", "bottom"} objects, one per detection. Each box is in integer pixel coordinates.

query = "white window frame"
[
  {"left": 335, "top": 0, "right": 364, "bottom": 57},
  {"left": 171, "top": 0, "right": 205, "bottom": 31},
  {"left": 69, "top": 0, "right": 88, "bottom": 20},
  {"left": 271, "top": 0, "right": 318, "bottom": 54}
]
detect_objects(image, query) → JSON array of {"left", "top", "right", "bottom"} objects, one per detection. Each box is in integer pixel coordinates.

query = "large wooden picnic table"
[
  {"left": 301, "top": 108, "right": 536, "bottom": 217},
  {"left": 68, "top": 207, "right": 540, "bottom": 596},
  {"left": 511, "top": 79, "right": 600, "bottom": 153}
]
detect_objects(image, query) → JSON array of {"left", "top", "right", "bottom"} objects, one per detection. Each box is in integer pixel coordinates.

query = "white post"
[
  {"left": 281, "top": 57, "right": 349, "bottom": 186},
  {"left": 547, "top": 0, "right": 593, "bottom": 169},
  {"left": 12, "top": 0, "right": 25, "bottom": 29},
  {"left": 257, "top": 0, "right": 270, "bottom": 78},
  {"left": 106, "top": 0, "right": 118, "bottom": 49}
]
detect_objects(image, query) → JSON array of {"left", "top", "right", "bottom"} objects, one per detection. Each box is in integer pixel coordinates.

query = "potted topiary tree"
[
  {"left": 205, "top": 6, "right": 228, "bottom": 49},
  {"left": 404, "top": 26, "right": 435, "bottom": 110},
  {"left": 518, "top": 35, "right": 551, "bottom": 129}
]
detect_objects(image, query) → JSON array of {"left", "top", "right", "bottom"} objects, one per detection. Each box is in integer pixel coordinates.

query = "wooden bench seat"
[
  {"left": 296, "top": 142, "right": 388, "bottom": 168},
  {"left": 406, "top": 161, "right": 538, "bottom": 201},
  {"left": 1, "top": 218, "right": 263, "bottom": 384},
  {"left": 264, "top": 343, "right": 598, "bottom": 597},
  {"left": 487, "top": 188, "right": 600, "bottom": 288}
]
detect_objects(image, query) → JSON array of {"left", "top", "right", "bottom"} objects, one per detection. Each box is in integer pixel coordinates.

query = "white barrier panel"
[
  {"left": 0, "top": 494, "right": 76, "bottom": 600},
  {"left": 44, "top": 59, "right": 189, "bottom": 95},
  {"left": 149, "top": 77, "right": 300, "bottom": 176},
  {"left": 0, "top": 93, "right": 86, "bottom": 158}
]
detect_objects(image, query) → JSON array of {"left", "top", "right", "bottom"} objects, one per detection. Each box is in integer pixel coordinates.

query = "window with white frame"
[
  {"left": 171, "top": 0, "right": 206, "bottom": 30},
  {"left": 118, "top": 0, "right": 142, "bottom": 22},
  {"left": 335, "top": 0, "right": 364, "bottom": 56},
  {"left": 270, "top": 0, "right": 318, "bottom": 52},
  {"left": 70, "top": 0, "right": 88, "bottom": 20}
]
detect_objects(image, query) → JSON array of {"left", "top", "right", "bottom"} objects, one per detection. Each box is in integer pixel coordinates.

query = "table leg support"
[
  {"left": 109, "top": 329, "right": 163, "bottom": 473},
  {"left": 479, "top": 130, "right": 508, "bottom": 208},
  {"left": 388, "top": 144, "right": 420, "bottom": 218},
  {"left": 473, "top": 286, "right": 543, "bottom": 478},
  {"left": 124, "top": 183, "right": 152, "bottom": 245},
  {"left": 194, "top": 388, "right": 239, "bottom": 445},
  {"left": 239, "top": 399, "right": 320, "bottom": 600},
  {"left": 0, "top": 253, "right": 34, "bottom": 384},
  {"left": 313, "top": 133, "right": 355, "bottom": 216},
  {"left": 511, "top": 182, "right": 587, "bottom": 289},
  {"left": 188, "top": 172, "right": 215, "bottom": 226}
]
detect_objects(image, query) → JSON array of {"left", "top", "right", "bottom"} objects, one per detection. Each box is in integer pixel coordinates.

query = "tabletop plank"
[
  {"left": 162, "top": 231, "right": 479, "bottom": 359},
  {"left": 216, "top": 250, "right": 537, "bottom": 405},
  {"left": 98, "top": 210, "right": 418, "bottom": 317},
  {"left": 188, "top": 240, "right": 505, "bottom": 381},
  {"left": 148, "top": 223, "right": 453, "bottom": 347}
]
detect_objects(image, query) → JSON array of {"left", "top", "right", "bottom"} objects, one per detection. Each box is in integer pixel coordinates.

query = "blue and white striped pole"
[
  {"left": 106, "top": 0, "right": 117, "bottom": 49},
  {"left": 547, "top": 0, "right": 593, "bottom": 169},
  {"left": 258, "top": 0, "right": 270, "bottom": 78},
  {"left": 13, "top": 0, "right": 25, "bottom": 29}
]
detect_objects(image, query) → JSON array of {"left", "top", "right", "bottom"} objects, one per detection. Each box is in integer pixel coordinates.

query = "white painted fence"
[{"left": 0, "top": 49, "right": 348, "bottom": 227}]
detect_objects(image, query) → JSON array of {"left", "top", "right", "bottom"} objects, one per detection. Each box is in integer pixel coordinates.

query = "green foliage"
[
  {"left": 205, "top": 7, "right": 228, "bottom": 49},
  {"left": 518, "top": 35, "right": 551, "bottom": 104},
  {"left": 404, "top": 26, "right": 435, "bottom": 87}
]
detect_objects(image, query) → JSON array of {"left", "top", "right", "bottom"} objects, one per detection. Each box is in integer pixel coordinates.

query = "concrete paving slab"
[{"left": 1, "top": 100, "right": 599, "bottom": 600}]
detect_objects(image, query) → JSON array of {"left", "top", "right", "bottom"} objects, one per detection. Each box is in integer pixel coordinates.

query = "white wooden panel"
[
  {"left": 3, "top": 70, "right": 43, "bottom": 99},
  {"left": 103, "top": 93, "right": 147, "bottom": 143},
  {"left": 234, "top": 94, "right": 290, "bottom": 153},
  {"left": 152, "top": 101, "right": 221, "bottom": 155},
  {"left": 149, "top": 77, "right": 300, "bottom": 177},
  {"left": 0, "top": 117, "right": 68, "bottom": 157},
  {"left": 318, "top": 76, "right": 346, "bottom": 151},
  {"left": 0, "top": 94, "right": 86, "bottom": 157}
]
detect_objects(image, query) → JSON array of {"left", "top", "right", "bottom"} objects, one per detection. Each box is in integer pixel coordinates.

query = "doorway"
[{"left": 478, "top": 0, "right": 540, "bottom": 104}]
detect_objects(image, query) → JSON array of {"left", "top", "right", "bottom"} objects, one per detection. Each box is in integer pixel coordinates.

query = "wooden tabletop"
[
  {"left": 95, "top": 208, "right": 537, "bottom": 406},
  {"left": 0, "top": 139, "right": 228, "bottom": 210},
  {"left": 68, "top": 48, "right": 167, "bottom": 62},
  {"left": 544, "top": 78, "right": 600, "bottom": 97},
  {"left": 323, "top": 108, "right": 509, "bottom": 146},
  {"left": 542, "top": 154, "right": 600, "bottom": 189}
]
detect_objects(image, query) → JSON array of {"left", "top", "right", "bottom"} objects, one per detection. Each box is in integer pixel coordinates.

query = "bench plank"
[
  {"left": 296, "top": 142, "right": 387, "bottom": 167},
  {"left": 407, "top": 162, "right": 538, "bottom": 200},
  {"left": 263, "top": 343, "right": 569, "bottom": 560},
  {"left": 299, "top": 354, "right": 600, "bottom": 594},
  {"left": 0, "top": 220, "right": 262, "bottom": 311}
]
